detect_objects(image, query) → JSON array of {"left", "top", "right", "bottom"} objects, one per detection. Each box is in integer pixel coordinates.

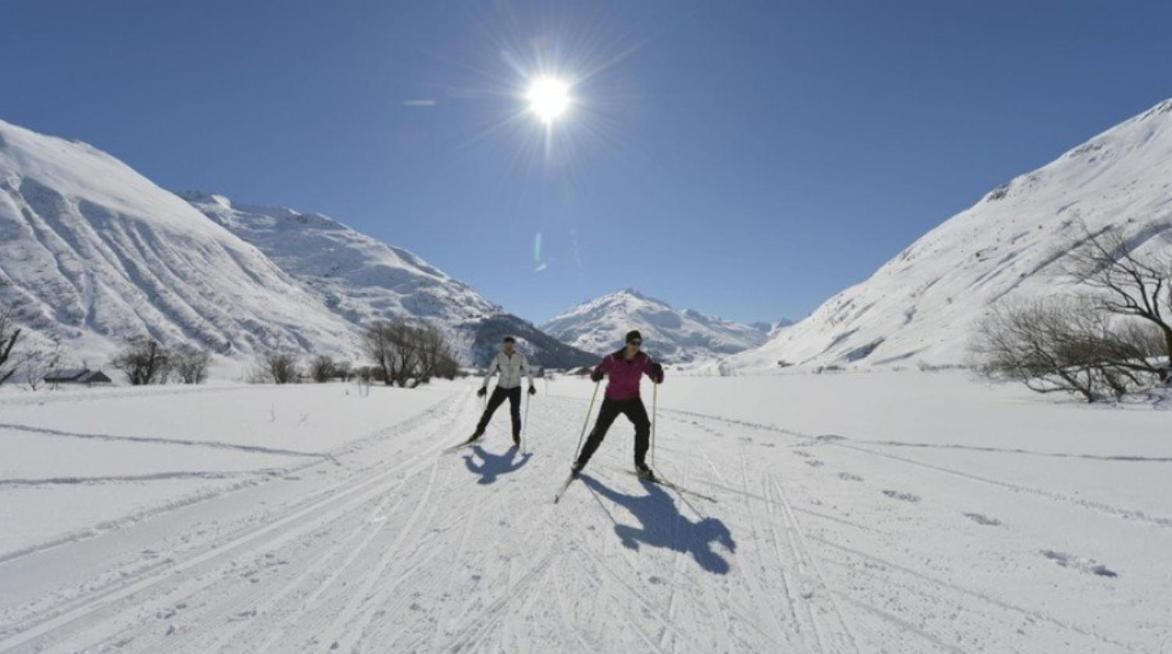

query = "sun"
[{"left": 526, "top": 76, "right": 571, "bottom": 125}]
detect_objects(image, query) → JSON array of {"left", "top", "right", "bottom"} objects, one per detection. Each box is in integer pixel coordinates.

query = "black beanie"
[{"left": 625, "top": 330, "right": 643, "bottom": 343}]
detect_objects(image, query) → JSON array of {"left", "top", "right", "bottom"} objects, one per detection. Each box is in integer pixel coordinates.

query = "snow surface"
[
  {"left": 543, "top": 288, "right": 771, "bottom": 363},
  {"left": 0, "top": 119, "right": 362, "bottom": 362},
  {"left": 1, "top": 372, "right": 1168, "bottom": 652},
  {"left": 732, "top": 98, "right": 1172, "bottom": 371}
]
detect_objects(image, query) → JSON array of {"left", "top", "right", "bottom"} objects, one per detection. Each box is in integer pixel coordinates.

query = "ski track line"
[
  {"left": 0, "top": 393, "right": 459, "bottom": 568},
  {"left": 654, "top": 451, "right": 786, "bottom": 651},
  {"left": 769, "top": 474, "right": 860, "bottom": 654},
  {"left": 202, "top": 398, "right": 475, "bottom": 653},
  {"left": 0, "top": 421, "right": 327, "bottom": 459},
  {"left": 0, "top": 469, "right": 291, "bottom": 488},
  {"left": 765, "top": 472, "right": 829, "bottom": 654},
  {"left": 741, "top": 447, "right": 812, "bottom": 651},
  {"left": 809, "top": 536, "right": 1136, "bottom": 652},
  {"left": 561, "top": 551, "right": 667, "bottom": 654},
  {"left": 45, "top": 442, "right": 449, "bottom": 654},
  {"left": 538, "top": 493, "right": 674, "bottom": 651},
  {"left": 0, "top": 396, "right": 465, "bottom": 652},
  {"left": 733, "top": 458, "right": 799, "bottom": 650},
  {"left": 664, "top": 407, "right": 1172, "bottom": 530},
  {"left": 833, "top": 592, "right": 966, "bottom": 654},
  {"left": 424, "top": 479, "right": 486, "bottom": 652},
  {"left": 326, "top": 459, "right": 442, "bottom": 652},
  {"left": 250, "top": 492, "right": 410, "bottom": 653},
  {"left": 831, "top": 441, "right": 1172, "bottom": 529},
  {"left": 199, "top": 491, "right": 406, "bottom": 654},
  {"left": 438, "top": 550, "right": 559, "bottom": 653}
]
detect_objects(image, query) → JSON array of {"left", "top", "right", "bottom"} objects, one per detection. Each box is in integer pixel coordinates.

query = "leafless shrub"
[
  {"left": 111, "top": 337, "right": 172, "bottom": 385},
  {"left": 172, "top": 348, "right": 211, "bottom": 384},
  {"left": 974, "top": 299, "right": 1163, "bottom": 402},
  {"left": 309, "top": 355, "right": 337, "bottom": 383},
  {"left": 17, "top": 341, "right": 63, "bottom": 390},
  {"left": 251, "top": 351, "right": 300, "bottom": 384}
]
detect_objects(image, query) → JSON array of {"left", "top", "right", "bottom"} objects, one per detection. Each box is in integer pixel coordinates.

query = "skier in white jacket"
[{"left": 470, "top": 336, "right": 536, "bottom": 446}]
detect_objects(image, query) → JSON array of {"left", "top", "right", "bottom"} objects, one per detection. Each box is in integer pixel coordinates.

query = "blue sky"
[{"left": 3, "top": 1, "right": 1171, "bottom": 325}]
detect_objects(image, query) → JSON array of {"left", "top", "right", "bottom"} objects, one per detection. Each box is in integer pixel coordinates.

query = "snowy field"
[{"left": 0, "top": 372, "right": 1169, "bottom": 653}]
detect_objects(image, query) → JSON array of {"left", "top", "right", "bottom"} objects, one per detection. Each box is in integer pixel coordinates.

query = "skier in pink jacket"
[{"left": 572, "top": 330, "right": 665, "bottom": 479}]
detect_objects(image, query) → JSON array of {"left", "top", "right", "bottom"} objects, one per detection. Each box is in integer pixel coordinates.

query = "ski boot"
[{"left": 635, "top": 463, "right": 656, "bottom": 482}]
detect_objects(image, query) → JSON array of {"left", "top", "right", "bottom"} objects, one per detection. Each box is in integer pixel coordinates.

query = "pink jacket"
[{"left": 593, "top": 350, "right": 663, "bottom": 400}]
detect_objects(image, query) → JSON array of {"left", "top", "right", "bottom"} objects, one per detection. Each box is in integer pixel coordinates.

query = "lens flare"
[{"left": 526, "top": 76, "right": 571, "bottom": 124}]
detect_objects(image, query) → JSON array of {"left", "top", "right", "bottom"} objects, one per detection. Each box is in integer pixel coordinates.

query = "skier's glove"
[
  {"left": 528, "top": 385, "right": 537, "bottom": 396},
  {"left": 590, "top": 370, "right": 605, "bottom": 383},
  {"left": 650, "top": 362, "right": 665, "bottom": 384},
  {"left": 476, "top": 386, "right": 487, "bottom": 398}
]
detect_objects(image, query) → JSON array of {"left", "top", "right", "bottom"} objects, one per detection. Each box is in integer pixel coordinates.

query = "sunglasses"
[{"left": 628, "top": 340, "right": 642, "bottom": 346}]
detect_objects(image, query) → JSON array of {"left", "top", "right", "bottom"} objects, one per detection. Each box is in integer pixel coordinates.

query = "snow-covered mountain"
[
  {"left": 541, "top": 289, "right": 770, "bottom": 363},
  {"left": 732, "top": 98, "right": 1172, "bottom": 371},
  {"left": 182, "top": 193, "right": 596, "bottom": 369},
  {"left": 0, "top": 118, "right": 361, "bottom": 361},
  {"left": 0, "top": 118, "right": 593, "bottom": 369}
]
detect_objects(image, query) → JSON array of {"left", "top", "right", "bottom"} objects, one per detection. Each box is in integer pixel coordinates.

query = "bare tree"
[
  {"left": 415, "top": 325, "right": 458, "bottom": 385},
  {"left": 253, "top": 351, "right": 300, "bottom": 384},
  {"left": 364, "top": 320, "right": 421, "bottom": 387},
  {"left": 1062, "top": 223, "right": 1172, "bottom": 369},
  {"left": 309, "top": 354, "right": 337, "bottom": 383},
  {"left": 0, "top": 307, "right": 21, "bottom": 386},
  {"left": 17, "top": 342, "right": 63, "bottom": 391},
  {"left": 974, "top": 298, "right": 1163, "bottom": 402},
  {"left": 111, "top": 337, "right": 172, "bottom": 385},
  {"left": 334, "top": 360, "right": 352, "bottom": 382},
  {"left": 172, "top": 348, "right": 211, "bottom": 384},
  {"left": 364, "top": 322, "right": 394, "bottom": 385}
]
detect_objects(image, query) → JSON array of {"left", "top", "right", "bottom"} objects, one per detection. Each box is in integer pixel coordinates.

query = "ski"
[
  {"left": 623, "top": 470, "right": 717, "bottom": 503},
  {"left": 441, "top": 436, "right": 482, "bottom": 454},
  {"left": 552, "top": 473, "right": 578, "bottom": 503}
]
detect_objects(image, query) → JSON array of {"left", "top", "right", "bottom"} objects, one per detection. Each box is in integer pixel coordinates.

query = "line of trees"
[
  {"left": 246, "top": 320, "right": 457, "bottom": 387},
  {"left": 112, "top": 337, "right": 212, "bottom": 385},
  {"left": 974, "top": 223, "right": 1172, "bottom": 402}
]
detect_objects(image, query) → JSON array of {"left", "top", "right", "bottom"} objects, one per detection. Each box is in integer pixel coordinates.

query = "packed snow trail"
[{"left": 0, "top": 380, "right": 1166, "bottom": 652}]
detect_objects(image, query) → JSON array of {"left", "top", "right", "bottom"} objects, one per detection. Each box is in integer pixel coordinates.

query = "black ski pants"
[
  {"left": 477, "top": 386, "right": 522, "bottom": 438},
  {"left": 575, "top": 397, "right": 651, "bottom": 469}
]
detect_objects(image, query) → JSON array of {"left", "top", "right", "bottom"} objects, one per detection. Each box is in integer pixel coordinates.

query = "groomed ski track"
[{"left": 0, "top": 383, "right": 1155, "bottom": 653}]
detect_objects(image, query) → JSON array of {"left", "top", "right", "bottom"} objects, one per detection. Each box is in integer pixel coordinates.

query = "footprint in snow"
[
  {"left": 648, "top": 576, "right": 666, "bottom": 585},
  {"left": 964, "top": 512, "right": 1002, "bottom": 526},
  {"left": 1041, "top": 550, "right": 1117, "bottom": 578},
  {"left": 793, "top": 450, "right": 813, "bottom": 458},
  {"left": 882, "top": 490, "right": 921, "bottom": 503},
  {"left": 804, "top": 459, "right": 824, "bottom": 468},
  {"left": 837, "top": 472, "right": 863, "bottom": 482}
]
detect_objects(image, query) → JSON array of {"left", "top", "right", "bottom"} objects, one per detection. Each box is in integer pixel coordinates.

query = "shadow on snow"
[
  {"left": 463, "top": 445, "right": 532, "bottom": 485},
  {"left": 580, "top": 474, "right": 736, "bottom": 574}
]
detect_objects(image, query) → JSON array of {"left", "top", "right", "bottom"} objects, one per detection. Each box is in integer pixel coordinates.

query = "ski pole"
[
  {"left": 651, "top": 382, "right": 658, "bottom": 470},
  {"left": 573, "top": 380, "right": 601, "bottom": 462},
  {"left": 522, "top": 391, "right": 531, "bottom": 450}
]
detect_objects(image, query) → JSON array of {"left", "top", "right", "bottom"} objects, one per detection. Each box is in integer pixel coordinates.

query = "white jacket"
[{"left": 482, "top": 351, "right": 535, "bottom": 390}]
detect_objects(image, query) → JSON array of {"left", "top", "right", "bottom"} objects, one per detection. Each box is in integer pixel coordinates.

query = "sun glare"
[{"left": 526, "top": 76, "right": 571, "bottom": 124}]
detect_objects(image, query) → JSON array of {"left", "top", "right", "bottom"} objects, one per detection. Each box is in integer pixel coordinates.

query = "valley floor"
[{"left": 0, "top": 372, "right": 1169, "bottom": 653}]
